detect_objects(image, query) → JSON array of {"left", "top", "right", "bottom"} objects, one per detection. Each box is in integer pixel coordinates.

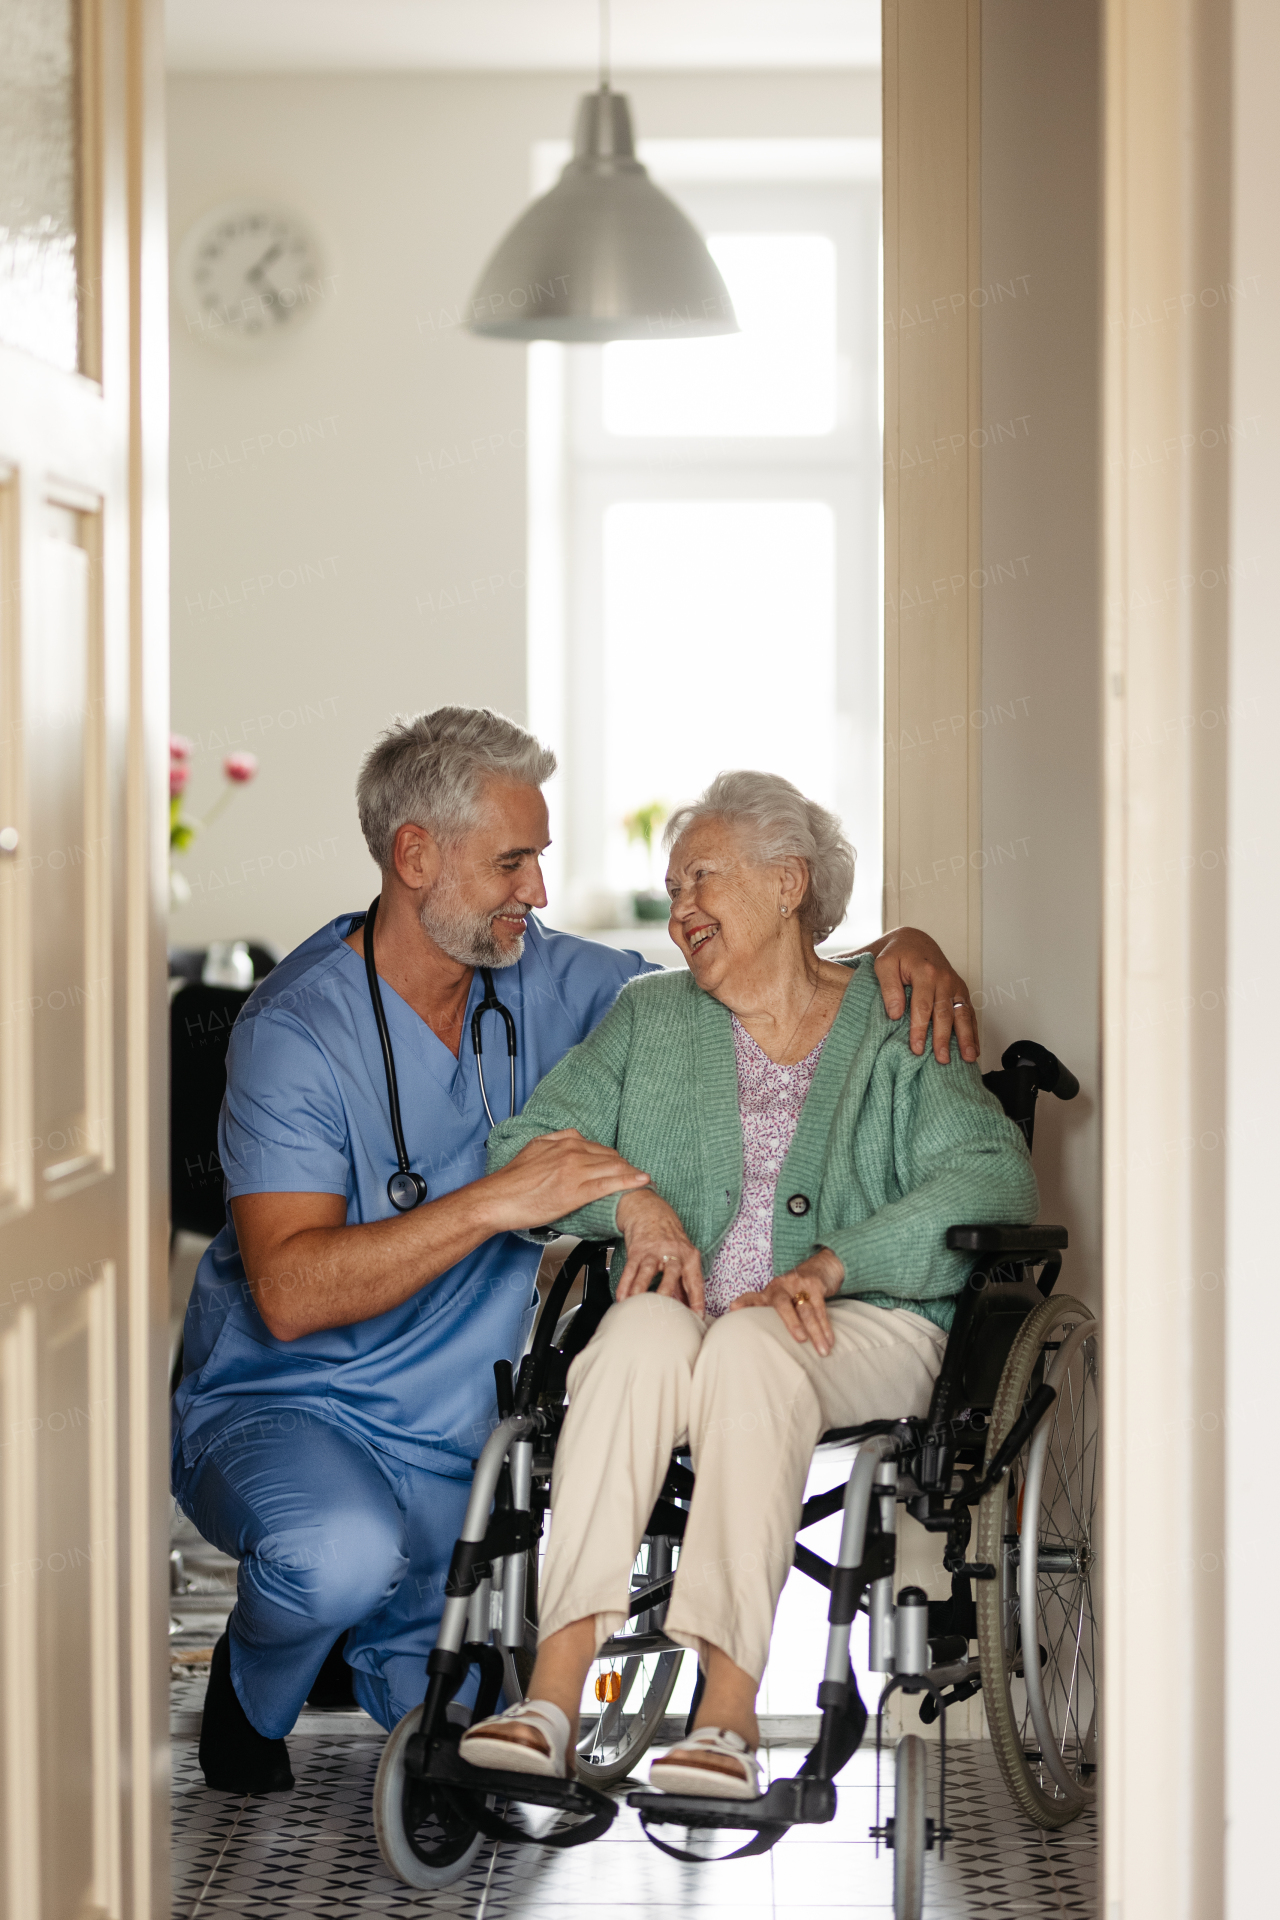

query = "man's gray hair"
[
  {"left": 664, "top": 770, "right": 856, "bottom": 941},
  {"left": 357, "top": 706, "right": 556, "bottom": 871}
]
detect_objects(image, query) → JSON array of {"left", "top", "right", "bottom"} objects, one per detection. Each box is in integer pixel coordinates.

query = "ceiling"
[{"left": 165, "top": 0, "right": 881, "bottom": 74}]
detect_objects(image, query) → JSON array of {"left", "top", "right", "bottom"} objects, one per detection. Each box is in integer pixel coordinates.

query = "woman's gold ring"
[{"left": 793, "top": 1290, "right": 810, "bottom": 1307}]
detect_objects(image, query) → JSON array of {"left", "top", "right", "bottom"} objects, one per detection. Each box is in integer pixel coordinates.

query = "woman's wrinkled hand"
[
  {"left": 615, "top": 1189, "right": 705, "bottom": 1315},
  {"left": 729, "top": 1248, "right": 845, "bottom": 1357},
  {"left": 872, "top": 927, "right": 979, "bottom": 1065},
  {"left": 486, "top": 1129, "right": 649, "bottom": 1232}
]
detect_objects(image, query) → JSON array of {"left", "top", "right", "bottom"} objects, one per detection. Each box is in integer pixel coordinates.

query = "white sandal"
[
  {"left": 647, "top": 1726, "right": 760, "bottom": 1801},
  {"left": 458, "top": 1699, "right": 573, "bottom": 1778}
]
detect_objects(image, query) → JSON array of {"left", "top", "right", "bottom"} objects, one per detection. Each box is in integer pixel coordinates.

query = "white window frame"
[{"left": 528, "top": 143, "right": 883, "bottom": 947}]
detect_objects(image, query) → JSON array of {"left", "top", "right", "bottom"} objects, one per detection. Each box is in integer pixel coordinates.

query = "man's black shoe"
[
  {"left": 198, "top": 1631, "right": 295, "bottom": 1794},
  {"left": 306, "top": 1633, "right": 357, "bottom": 1711}
]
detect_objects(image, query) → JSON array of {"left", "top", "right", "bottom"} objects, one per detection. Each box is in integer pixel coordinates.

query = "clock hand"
[{"left": 245, "top": 240, "right": 285, "bottom": 285}]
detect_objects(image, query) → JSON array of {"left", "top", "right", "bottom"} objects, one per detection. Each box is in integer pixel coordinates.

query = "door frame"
[
  {"left": 0, "top": 2, "right": 170, "bottom": 1914},
  {"left": 123, "top": 0, "right": 173, "bottom": 1910}
]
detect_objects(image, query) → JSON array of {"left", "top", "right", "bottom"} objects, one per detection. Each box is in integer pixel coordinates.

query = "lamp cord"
[{"left": 599, "top": 0, "right": 611, "bottom": 89}]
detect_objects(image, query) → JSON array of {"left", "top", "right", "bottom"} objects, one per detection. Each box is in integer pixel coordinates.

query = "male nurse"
[{"left": 172, "top": 704, "right": 980, "bottom": 1793}]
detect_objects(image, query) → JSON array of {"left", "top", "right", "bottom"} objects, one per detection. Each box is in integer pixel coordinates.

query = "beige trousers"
[{"left": 537, "top": 1291, "right": 947, "bottom": 1683}]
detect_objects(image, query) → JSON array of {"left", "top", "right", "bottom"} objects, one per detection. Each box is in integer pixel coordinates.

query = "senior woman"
[{"left": 459, "top": 771, "right": 1037, "bottom": 1798}]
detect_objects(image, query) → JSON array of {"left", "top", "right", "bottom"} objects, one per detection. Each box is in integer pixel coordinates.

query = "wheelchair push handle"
[
  {"left": 1000, "top": 1039, "right": 1078, "bottom": 1102},
  {"left": 982, "top": 1039, "right": 1078, "bottom": 1151}
]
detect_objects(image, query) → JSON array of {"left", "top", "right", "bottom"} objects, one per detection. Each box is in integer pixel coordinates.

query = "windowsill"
[{"left": 554, "top": 923, "right": 687, "bottom": 969}]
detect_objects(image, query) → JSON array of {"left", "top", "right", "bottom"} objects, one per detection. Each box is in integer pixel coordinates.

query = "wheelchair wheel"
[
  {"left": 975, "top": 1295, "right": 1099, "bottom": 1830},
  {"left": 892, "top": 1734, "right": 927, "bottom": 1920},
  {"left": 373, "top": 1707, "right": 484, "bottom": 1890},
  {"left": 519, "top": 1530, "right": 685, "bottom": 1786}
]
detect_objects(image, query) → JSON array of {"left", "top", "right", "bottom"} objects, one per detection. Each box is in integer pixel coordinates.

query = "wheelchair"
[{"left": 373, "top": 1040, "right": 1097, "bottom": 1920}]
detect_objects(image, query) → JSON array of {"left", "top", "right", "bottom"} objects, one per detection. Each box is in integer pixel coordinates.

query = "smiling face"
[
  {"left": 665, "top": 815, "right": 808, "bottom": 994},
  {"left": 417, "top": 778, "right": 550, "bottom": 968}
]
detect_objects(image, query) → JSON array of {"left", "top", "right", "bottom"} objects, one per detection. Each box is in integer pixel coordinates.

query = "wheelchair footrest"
[
  {"left": 415, "top": 1737, "right": 618, "bottom": 1829},
  {"left": 628, "top": 1774, "right": 836, "bottom": 1831}
]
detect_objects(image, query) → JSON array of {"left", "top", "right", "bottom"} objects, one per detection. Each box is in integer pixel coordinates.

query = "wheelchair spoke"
[
  {"left": 1044, "top": 1345, "right": 1097, "bottom": 1549},
  {"left": 1059, "top": 1608, "right": 1092, "bottom": 1766},
  {"left": 1085, "top": 1367, "right": 1100, "bottom": 1512},
  {"left": 1042, "top": 1428, "right": 1076, "bottom": 1531},
  {"left": 1049, "top": 1411, "right": 1083, "bottom": 1536},
  {"left": 1040, "top": 1603, "right": 1080, "bottom": 1718},
  {"left": 1061, "top": 1611, "right": 1087, "bottom": 1759},
  {"left": 1042, "top": 1586, "right": 1085, "bottom": 1738},
  {"left": 1073, "top": 1580, "right": 1098, "bottom": 1699}
]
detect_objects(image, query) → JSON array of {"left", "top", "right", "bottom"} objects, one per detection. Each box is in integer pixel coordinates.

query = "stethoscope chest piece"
[{"left": 387, "top": 1168, "right": 428, "bottom": 1212}]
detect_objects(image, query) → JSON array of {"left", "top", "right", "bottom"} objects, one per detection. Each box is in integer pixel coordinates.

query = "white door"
[{"left": 0, "top": 2, "right": 169, "bottom": 1915}]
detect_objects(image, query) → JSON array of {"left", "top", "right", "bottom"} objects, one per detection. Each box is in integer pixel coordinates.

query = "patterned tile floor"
[
  {"left": 171, "top": 1669, "right": 1096, "bottom": 1918},
  {"left": 170, "top": 1507, "right": 1095, "bottom": 1916}
]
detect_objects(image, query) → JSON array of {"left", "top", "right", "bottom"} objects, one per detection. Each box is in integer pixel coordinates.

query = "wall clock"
[{"left": 174, "top": 201, "right": 327, "bottom": 348}]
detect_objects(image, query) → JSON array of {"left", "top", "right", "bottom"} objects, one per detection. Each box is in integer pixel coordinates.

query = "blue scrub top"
[{"left": 173, "top": 913, "right": 652, "bottom": 1478}]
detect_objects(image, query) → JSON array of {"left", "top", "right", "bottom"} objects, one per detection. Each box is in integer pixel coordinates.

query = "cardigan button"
[{"left": 786, "top": 1193, "right": 811, "bottom": 1217}]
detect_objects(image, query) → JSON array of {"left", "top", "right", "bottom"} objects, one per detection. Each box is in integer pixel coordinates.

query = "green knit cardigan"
[{"left": 486, "top": 958, "right": 1038, "bottom": 1331}]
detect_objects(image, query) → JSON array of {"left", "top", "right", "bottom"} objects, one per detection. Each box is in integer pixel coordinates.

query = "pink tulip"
[
  {"left": 170, "top": 733, "right": 193, "bottom": 761},
  {"left": 223, "top": 752, "right": 258, "bottom": 784},
  {"left": 170, "top": 762, "right": 190, "bottom": 797}
]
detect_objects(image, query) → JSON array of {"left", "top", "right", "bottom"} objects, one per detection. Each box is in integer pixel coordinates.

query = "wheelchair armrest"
[{"left": 946, "top": 1223, "right": 1068, "bottom": 1253}]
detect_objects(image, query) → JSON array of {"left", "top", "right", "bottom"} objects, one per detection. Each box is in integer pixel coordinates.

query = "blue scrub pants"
[{"left": 173, "top": 1413, "right": 473, "bottom": 1740}]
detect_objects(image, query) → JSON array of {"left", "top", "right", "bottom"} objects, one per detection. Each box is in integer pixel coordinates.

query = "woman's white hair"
[
  {"left": 664, "top": 770, "right": 856, "bottom": 942},
  {"left": 357, "top": 706, "right": 555, "bottom": 871}
]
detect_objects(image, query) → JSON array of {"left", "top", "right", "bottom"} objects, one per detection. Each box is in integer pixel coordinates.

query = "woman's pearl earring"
[{"left": 780, "top": 904, "right": 789, "bottom": 917}]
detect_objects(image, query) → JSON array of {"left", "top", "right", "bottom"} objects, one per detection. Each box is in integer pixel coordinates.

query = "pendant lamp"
[{"left": 466, "top": 9, "right": 737, "bottom": 343}]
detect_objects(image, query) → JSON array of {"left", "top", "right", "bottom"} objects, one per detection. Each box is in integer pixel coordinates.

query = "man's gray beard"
[{"left": 418, "top": 876, "right": 523, "bottom": 970}]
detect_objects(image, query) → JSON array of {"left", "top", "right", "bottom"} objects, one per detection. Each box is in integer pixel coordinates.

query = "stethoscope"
[{"left": 361, "top": 894, "right": 518, "bottom": 1212}]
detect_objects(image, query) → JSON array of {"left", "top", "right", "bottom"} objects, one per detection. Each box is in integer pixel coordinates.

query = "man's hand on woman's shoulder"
[{"left": 841, "top": 926, "right": 980, "bottom": 1066}]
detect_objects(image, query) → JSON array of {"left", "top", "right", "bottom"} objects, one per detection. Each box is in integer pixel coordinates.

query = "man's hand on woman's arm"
[
  {"left": 849, "top": 926, "right": 979, "bottom": 1065},
  {"left": 234, "top": 1130, "right": 650, "bottom": 1341}
]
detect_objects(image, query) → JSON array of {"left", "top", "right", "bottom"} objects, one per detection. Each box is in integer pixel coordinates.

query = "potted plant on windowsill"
[{"left": 623, "top": 801, "right": 669, "bottom": 922}]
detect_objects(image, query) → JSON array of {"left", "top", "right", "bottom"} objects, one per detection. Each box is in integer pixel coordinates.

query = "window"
[
  {"left": 603, "top": 497, "right": 837, "bottom": 896},
  {"left": 529, "top": 144, "right": 882, "bottom": 948}
]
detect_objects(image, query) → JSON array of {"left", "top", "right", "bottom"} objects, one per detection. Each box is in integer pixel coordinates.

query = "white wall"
[
  {"left": 166, "top": 68, "right": 877, "bottom": 955},
  {"left": 980, "top": 4, "right": 1102, "bottom": 1306}
]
